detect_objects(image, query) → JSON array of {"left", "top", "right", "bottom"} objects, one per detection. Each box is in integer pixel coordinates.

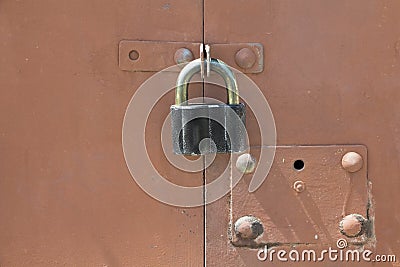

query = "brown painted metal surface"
[
  {"left": 1, "top": 1, "right": 400, "bottom": 266},
  {"left": 119, "top": 41, "right": 201, "bottom": 72},
  {"left": 0, "top": 0, "right": 203, "bottom": 266},
  {"left": 204, "top": 0, "right": 400, "bottom": 266},
  {"left": 210, "top": 43, "right": 264, "bottom": 73},
  {"left": 231, "top": 145, "right": 369, "bottom": 247},
  {"left": 119, "top": 40, "right": 263, "bottom": 73}
]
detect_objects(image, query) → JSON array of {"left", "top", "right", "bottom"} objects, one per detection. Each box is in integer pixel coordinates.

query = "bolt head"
[
  {"left": 339, "top": 214, "right": 366, "bottom": 237},
  {"left": 174, "top": 48, "right": 194, "bottom": 66},
  {"left": 236, "top": 153, "right": 257, "bottom": 174},
  {"left": 293, "top": 180, "right": 306, "bottom": 193},
  {"left": 342, "top": 152, "right": 363, "bottom": 173},
  {"left": 234, "top": 216, "right": 264, "bottom": 240},
  {"left": 235, "top": 47, "right": 256, "bottom": 69}
]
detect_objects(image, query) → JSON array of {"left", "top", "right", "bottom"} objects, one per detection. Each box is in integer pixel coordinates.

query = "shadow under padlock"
[{"left": 170, "top": 58, "right": 248, "bottom": 155}]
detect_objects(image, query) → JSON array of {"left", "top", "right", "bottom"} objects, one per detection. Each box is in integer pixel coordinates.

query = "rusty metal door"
[
  {"left": 1, "top": 1, "right": 400, "bottom": 267},
  {"left": 0, "top": 1, "right": 204, "bottom": 266},
  {"left": 204, "top": 1, "right": 400, "bottom": 266}
]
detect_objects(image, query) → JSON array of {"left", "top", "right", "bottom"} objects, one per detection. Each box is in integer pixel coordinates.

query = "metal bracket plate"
[
  {"left": 231, "top": 145, "right": 370, "bottom": 248},
  {"left": 118, "top": 40, "right": 263, "bottom": 73}
]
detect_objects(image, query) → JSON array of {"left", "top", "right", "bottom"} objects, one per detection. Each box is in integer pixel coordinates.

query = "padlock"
[{"left": 170, "top": 58, "right": 247, "bottom": 155}]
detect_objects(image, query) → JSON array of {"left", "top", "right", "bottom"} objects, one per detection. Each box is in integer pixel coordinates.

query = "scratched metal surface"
[
  {"left": 230, "top": 146, "right": 368, "bottom": 247},
  {"left": 205, "top": 1, "right": 400, "bottom": 266},
  {"left": 1, "top": 1, "right": 400, "bottom": 266},
  {"left": 0, "top": 1, "right": 204, "bottom": 266}
]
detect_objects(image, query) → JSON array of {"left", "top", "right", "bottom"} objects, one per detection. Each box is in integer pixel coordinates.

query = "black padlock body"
[{"left": 170, "top": 103, "right": 247, "bottom": 155}]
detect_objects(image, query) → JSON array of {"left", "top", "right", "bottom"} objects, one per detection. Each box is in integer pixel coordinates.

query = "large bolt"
[
  {"left": 236, "top": 153, "right": 257, "bottom": 174},
  {"left": 342, "top": 152, "right": 363, "bottom": 173},
  {"left": 174, "top": 48, "right": 194, "bottom": 66},
  {"left": 234, "top": 216, "right": 264, "bottom": 240},
  {"left": 339, "top": 214, "right": 366, "bottom": 237},
  {"left": 235, "top": 47, "right": 256, "bottom": 69}
]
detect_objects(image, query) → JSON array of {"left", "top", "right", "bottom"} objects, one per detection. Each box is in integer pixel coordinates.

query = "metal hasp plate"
[
  {"left": 119, "top": 40, "right": 263, "bottom": 73},
  {"left": 231, "top": 145, "right": 370, "bottom": 248}
]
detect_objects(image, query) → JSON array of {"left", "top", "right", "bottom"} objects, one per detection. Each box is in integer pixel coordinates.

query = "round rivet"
[
  {"left": 342, "top": 152, "right": 363, "bottom": 173},
  {"left": 129, "top": 50, "right": 139, "bottom": 61},
  {"left": 234, "top": 216, "right": 264, "bottom": 240},
  {"left": 236, "top": 153, "right": 257, "bottom": 174},
  {"left": 339, "top": 214, "right": 366, "bottom": 237},
  {"left": 293, "top": 180, "right": 306, "bottom": 193},
  {"left": 235, "top": 47, "right": 256, "bottom": 69},
  {"left": 174, "top": 48, "right": 194, "bottom": 66}
]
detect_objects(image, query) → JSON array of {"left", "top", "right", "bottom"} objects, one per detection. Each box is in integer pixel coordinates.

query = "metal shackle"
[{"left": 175, "top": 58, "right": 240, "bottom": 105}]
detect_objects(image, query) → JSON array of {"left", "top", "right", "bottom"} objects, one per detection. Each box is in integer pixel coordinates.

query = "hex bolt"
[
  {"left": 339, "top": 214, "right": 366, "bottom": 237},
  {"left": 293, "top": 180, "right": 306, "bottom": 193},
  {"left": 342, "top": 152, "right": 363, "bottom": 173},
  {"left": 234, "top": 216, "right": 264, "bottom": 240},
  {"left": 235, "top": 47, "right": 256, "bottom": 69},
  {"left": 236, "top": 153, "right": 257, "bottom": 174},
  {"left": 174, "top": 48, "right": 194, "bottom": 66}
]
